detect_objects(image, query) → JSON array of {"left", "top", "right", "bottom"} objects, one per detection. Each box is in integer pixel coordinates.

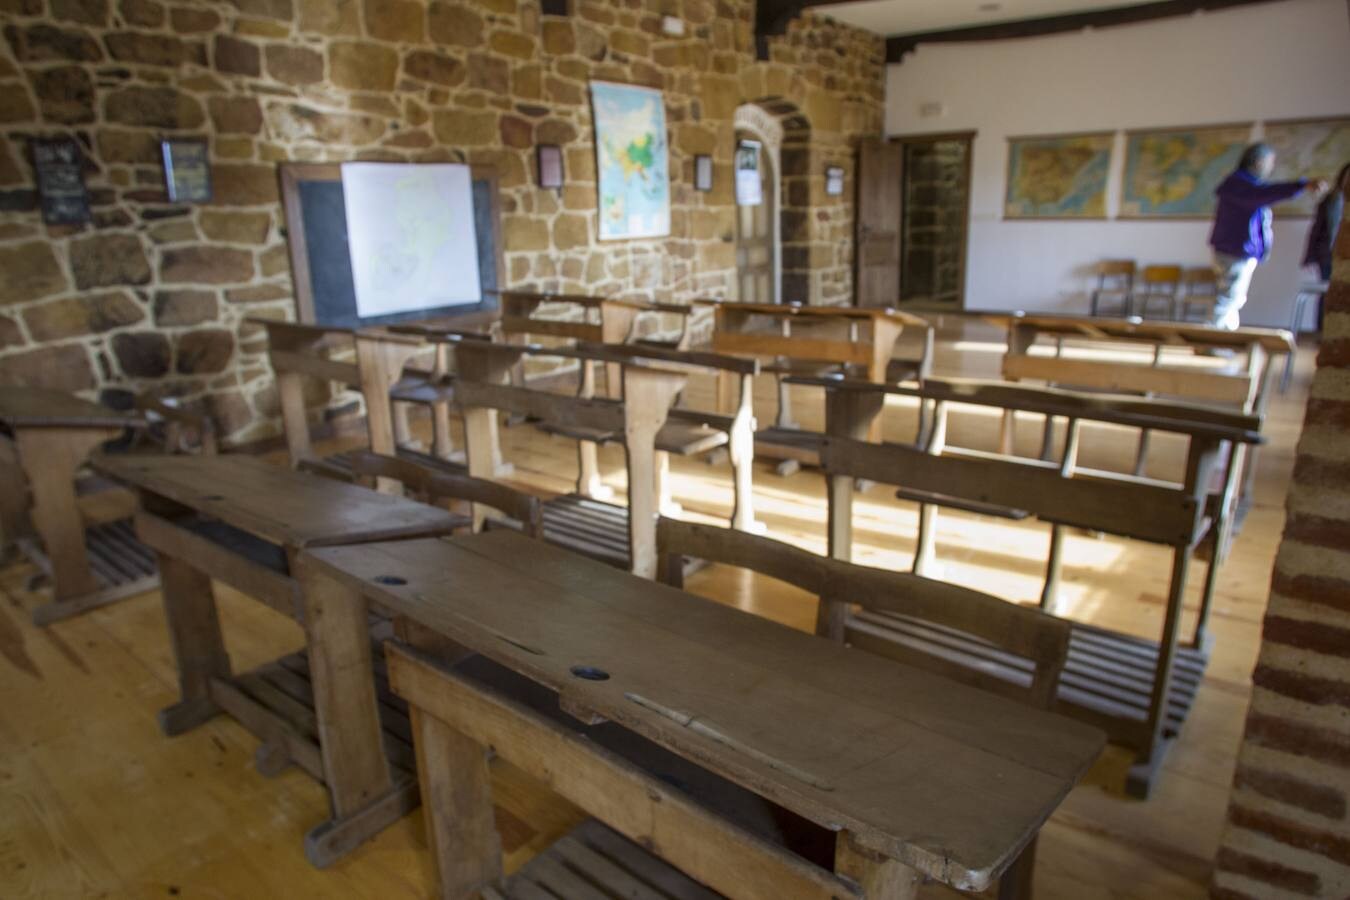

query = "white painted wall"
[{"left": 884, "top": 0, "right": 1350, "bottom": 327}]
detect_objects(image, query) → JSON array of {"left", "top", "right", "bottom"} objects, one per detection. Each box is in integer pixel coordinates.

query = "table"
[
  {"left": 0, "top": 387, "right": 148, "bottom": 625},
  {"left": 93, "top": 453, "right": 465, "bottom": 866},
  {"left": 297, "top": 530, "right": 1104, "bottom": 897}
]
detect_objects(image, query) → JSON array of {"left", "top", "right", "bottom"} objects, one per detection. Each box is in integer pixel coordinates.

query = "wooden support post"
[
  {"left": 998, "top": 323, "right": 1037, "bottom": 456},
  {"left": 599, "top": 300, "right": 640, "bottom": 397},
  {"left": 0, "top": 435, "right": 30, "bottom": 561},
  {"left": 575, "top": 359, "right": 612, "bottom": 500},
  {"left": 622, "top": 366, "right": 685, "bottom": 579},
  {"left": 355, "top": 334, "right": 426, "bottom": 494},
  {"left": 16, "top": 426, "right": 121, "bottom": 612},
  {"left": 835, "top": 832, "right": 920, "bottom": 900},
  {"left": 728, "top": 373, "right": 759, "bottom": 532},
  {"left": 430, "top": 345, "right": 456, "bottom": 460},
  {"left": 912, "top": 400, "right": 949, "bottom": 576},
  {"left": 824, "top": 388, "right": 885, "bottom": 563},
  {"left": 1039, "top": 418, "right": 1081, "bottom": 614},
  {"left": 155, "top": 553, "right": 231, "bottom": 736},
  {"left": 1193, "top": 440, "right": 1247, "bottom": 649},
  {"left": 293, "top": 554, "right": 404, "bottom": 866},
  {"left": 866, "top": 319, "right": 903, "bottom": 443},
  {"left": 277, "top": 371, "right": 315, "bottom": 465},
  {"left": 410, "top": 706, "right": 503, "bottom": 899},
  {"left": 654, "top": 450, "right": 681, "bottom": 516}
]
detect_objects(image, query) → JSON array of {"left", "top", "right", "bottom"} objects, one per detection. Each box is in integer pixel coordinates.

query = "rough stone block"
[
  {"left": 176, "top": 328, "right": 234, "bottom": 374},
  {"left": 364, "top": 0, "right": 425, "bottom": 43},
  {"left": 208, "top": 95, "right": 263, "bottom": 134},
  {"left": 403, "top": 49, "right": 464, "bottom": 86},
  {"left": 265, "top": 44, "right": 324, "bottom": 85},
  {"left": 160, "top": 246, "right": 255, "bottom": 284},
  {"left": 69, "top": 232, "right": 152, "bottom": 289},
  {"left": 112, "top": 331, "right": 170, "bottom": 376},
  {"left": 23, "top": 290, "right": 145, "bottom": 340},
  {"left": 32, "top": 65, "right": 96, "bottom": 124},
  {"left": 214, "top": 34, "right": 261, "bottom": 76},
  {"left": 199, "top": 210, "right": 271, "bottom": 244},
  {"left": 0, "top": 242, "right": 71, "bottom": 305},
  {"left": 428, "top": 1, "right": 481, "bottom": 47},
  {"left": 329, "top": 40, "right": 398, "bottom": 91},
  {"left": 0, "top": 343, "right": 96, "bottom": 389},
  {"left": 104, "top": 85, "right": 204, "bottom": 128}
]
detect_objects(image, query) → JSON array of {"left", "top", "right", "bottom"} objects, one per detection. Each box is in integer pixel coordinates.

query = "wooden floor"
[{"left": 0, "top": 320, "right": 1313, "bottom": 898}]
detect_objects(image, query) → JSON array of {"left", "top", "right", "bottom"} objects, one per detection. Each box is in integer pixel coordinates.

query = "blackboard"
[
  {"left": 278, "top": 163, "right": 502, "bottom": 329},
  {"left": 32, "top": 138, "right": 90, "bottom": 226}
]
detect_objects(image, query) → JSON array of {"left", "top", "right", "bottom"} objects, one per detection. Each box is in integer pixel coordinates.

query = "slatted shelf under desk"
[
  {"left": 849, "top": 611, "right": 1207, "bottom": 747},
  {"left": 17, "top": 518, "right": 159, "bottom": 611}
]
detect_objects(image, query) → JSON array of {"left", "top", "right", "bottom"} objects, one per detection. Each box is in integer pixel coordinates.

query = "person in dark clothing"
[
  {"left": 1208, "top": 143, "right": 1327, "bottom": 329},
  {"left": 1303, "top": 162, "right": 1349, "bottom": 281}
]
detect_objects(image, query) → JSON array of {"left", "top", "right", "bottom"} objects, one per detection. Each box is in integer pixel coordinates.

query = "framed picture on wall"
[
  {"left": 735, "top": 140, "right": 762, "bottom": 206},
  {"left": 694, "top": 154, "right": 713, "bottom": 192},
  {"left": 825, "top": 165, "right": 845, "bottom": 196},
  {"left": 1003, "top": 132, "right": 1112, "bottom": 219},
  {"left": 590, "top": 81, "right": 671, "bottom": 240},
  {"left": 31, "top": 137, "right": 90, "bottom": 225},
  {"left": 161, "top": 138, "right": 212, "bottom": 203},
  {"left": 537, "top": 144, "right": 564, "bottom": 189}
]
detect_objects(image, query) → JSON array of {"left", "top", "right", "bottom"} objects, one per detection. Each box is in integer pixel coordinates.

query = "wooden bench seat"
[
  {"left": 893, "top": 488, "right": 1031, "bottom": 520},
  {"left": 494, "top": 819, "right": 722, "bottom": 900}
]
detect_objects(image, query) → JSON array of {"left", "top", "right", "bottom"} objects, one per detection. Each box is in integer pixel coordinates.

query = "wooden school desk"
[
  {"left": 0, "top": 387, "right": 150, "bottom": 625},
  {"left": 93, "top": 453, "right": 463, "bottom": 866},
  {"left": 297, "top": 530, "right": 1105, "bottom": 899}
]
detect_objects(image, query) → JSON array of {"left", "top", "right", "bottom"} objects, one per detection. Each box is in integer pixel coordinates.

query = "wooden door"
[
  {"left": 735, "top": 134, "right": 775, "bottom": 304},
  {"left": 855, "top": 139, "right": 902, "bottom": 308},
  {"left": 898, "top": 133, "right": 972, "bottom": 309}
]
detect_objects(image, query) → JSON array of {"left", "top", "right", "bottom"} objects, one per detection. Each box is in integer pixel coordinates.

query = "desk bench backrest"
[{"left": 655, "top": 517, "right": 1071, "bottom": 710}]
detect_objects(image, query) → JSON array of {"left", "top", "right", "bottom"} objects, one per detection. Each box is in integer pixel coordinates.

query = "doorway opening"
[
  {"left": 733, "top": 103, "right": 782, "bottom": 304},
  {"left": 897, "top": 132, "right": 973, "bottom": 310}
]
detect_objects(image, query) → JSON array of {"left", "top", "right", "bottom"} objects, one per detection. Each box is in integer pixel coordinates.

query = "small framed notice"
[
  {"left": 694, "top": 154, "right": 713, "bottom": 192},
  {"left": 735, "top": 140, "right": 762, "bottom": 206},
  {"left": 537, "top": 144, "right": 564, "bottom": 189},
  {"left": 31, "top": 138, "right": 90, "bottom": 225},
  {"left": 825, "top": 165, "right": 845, "bottom": 196},
  {"left": 161, "top": 138, "right": 212, "bottom": 203}
]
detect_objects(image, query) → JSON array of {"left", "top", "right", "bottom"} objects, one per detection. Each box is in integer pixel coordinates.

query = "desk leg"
[
  {"left": 836, "top": 832, "right": 920, "bottom": 899},
  {"left": 18, "top": 425, "right": 121, "bottom": 624},
  {"left": 0, "top": 435, "right": 31, "bottom": 561},
  {"left": 157, "top": 554, "right": 231, "bottom": 735},
  {"left": 411, "top": 706, "right": 503, "bottom": 899},
  {"left": 294, "top": 555, "right": 413, "bottom": 867},
  {"left": 1127, "top": 544, "right": 1192, "bottom": 798}
]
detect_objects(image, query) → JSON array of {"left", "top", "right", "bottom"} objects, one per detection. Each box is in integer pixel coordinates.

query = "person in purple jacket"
[{"left": 1208, "top": 143, "right": 1327, "bottom": 329}]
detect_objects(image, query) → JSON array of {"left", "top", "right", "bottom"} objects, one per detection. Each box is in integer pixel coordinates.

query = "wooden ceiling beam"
[{"left": 884, "top": 0, "right": 1287, "bottom": 62}]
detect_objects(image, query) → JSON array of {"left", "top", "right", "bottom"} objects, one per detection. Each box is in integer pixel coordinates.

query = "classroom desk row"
[{"left": 88, "top": 452, "right": 1103, "bottom": 899}]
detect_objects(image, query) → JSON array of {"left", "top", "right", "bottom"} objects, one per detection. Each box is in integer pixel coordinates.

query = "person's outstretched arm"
[{"left": 1218, "top": 176, "right": 1310, "bottom": 208}]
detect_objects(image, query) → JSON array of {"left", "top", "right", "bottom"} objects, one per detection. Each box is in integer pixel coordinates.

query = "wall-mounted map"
[
  {"left": 1264, "top": 117, "right": 1350, "bottom": 217},
  {"left": 591, "top": 81, "right": 670, "bottom": 241},
  {"left": 1004, "top": 133, "right": 1112, "bottom": 219},
  {"left": 1119, "top": 124, "right": 1251, "bottom": 218}
]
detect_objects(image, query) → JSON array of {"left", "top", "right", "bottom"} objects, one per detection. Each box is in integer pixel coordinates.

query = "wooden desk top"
[
  {"left": 972, "top": 311, "right": 1295, "bottom": 354},
  {"left": 301, "top": 530, "right": 1104, "bottom": 889},
  {"left": 0, "top": 387, "right": 143, "bottom": 429},
  {"left": 697, "top": 300, "right": 929, "bottom": 328},
  {"left": 95, "top": 454, "right": 461, "bottom": 549}
]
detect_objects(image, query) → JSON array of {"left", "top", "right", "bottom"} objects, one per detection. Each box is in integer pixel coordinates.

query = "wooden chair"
[
  {"left": 1132, "top": 265, "right": 1183, "bottom": 320},
  {"left": 805, "top": 375, "right": 1263, "bottom": 797},
  {"left": 300, "top": 450, "right": 542, "bottom": 539},
  {"left": 1178, "top": 267, "right": 1219, "bottom": 323},
  {"left": 1088, "top": 260, "right": 1136, "bottom": 316},
  {"left": 655, "top": 517, "right": 1071, "bottom": 898}
]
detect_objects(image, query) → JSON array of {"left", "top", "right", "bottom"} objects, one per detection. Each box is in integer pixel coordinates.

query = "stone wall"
[
  {"left": 0, "top": 0, "right": 884, "bottom": 445},
  {"left": 1211, "top": 185, "right": 1350, "bottom": 897},
  {"left": 899, "top": 137, "right": 966, "bottom": 307}
]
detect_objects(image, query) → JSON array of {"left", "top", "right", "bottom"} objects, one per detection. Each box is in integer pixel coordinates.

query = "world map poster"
[
  {"left": 1119, "top": 124, "right": 1250, "bottom": 218},
  {"left": 1004, "top": 133, "right": 1112, "bottom": 219},
  {"left": 1264, "top": 117, "right": 1350, "bottom": 217},
  {"left": 590, "top": 81, "right": 670, "bottom": 240}
]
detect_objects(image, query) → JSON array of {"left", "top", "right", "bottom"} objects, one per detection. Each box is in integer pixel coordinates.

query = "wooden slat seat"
[
  {"left": 846, "top": 611, "right": 1205, "bottom": 743},
  {"left": 495, "top": 820, "right": 723, "bottom": 900},
  {"left": 540, "top": 493, "right": 631, "bottom": 569},
  {"left": 656, "top": 422, "right": 729, "bottom": 456}
]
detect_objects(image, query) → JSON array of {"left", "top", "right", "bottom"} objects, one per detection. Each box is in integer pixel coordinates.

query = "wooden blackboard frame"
[{"left": 278, "top": 162, "right": 505, "bottom": 329}]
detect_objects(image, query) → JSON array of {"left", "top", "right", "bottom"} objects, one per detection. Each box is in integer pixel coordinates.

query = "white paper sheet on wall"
[{"left": 340, "top": 162, "right": 482, "bottom": 319}]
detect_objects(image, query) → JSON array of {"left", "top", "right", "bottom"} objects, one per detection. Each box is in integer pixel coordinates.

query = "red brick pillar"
[{"left": 1211, "top": 183, "right": 1350, "bottom": 897}]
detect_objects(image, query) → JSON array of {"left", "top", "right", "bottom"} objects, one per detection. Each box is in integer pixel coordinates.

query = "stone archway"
[{"left": 734, "top": 98, "right": 811, "bottom": 304}]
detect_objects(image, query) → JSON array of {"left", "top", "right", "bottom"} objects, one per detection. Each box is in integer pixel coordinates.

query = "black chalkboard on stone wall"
[
  {"left": 32, "top": 138, "right": 90, "bottom": 226},
  {"left": 278, "top": 163, "right": 502, "bottom": 329}
]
